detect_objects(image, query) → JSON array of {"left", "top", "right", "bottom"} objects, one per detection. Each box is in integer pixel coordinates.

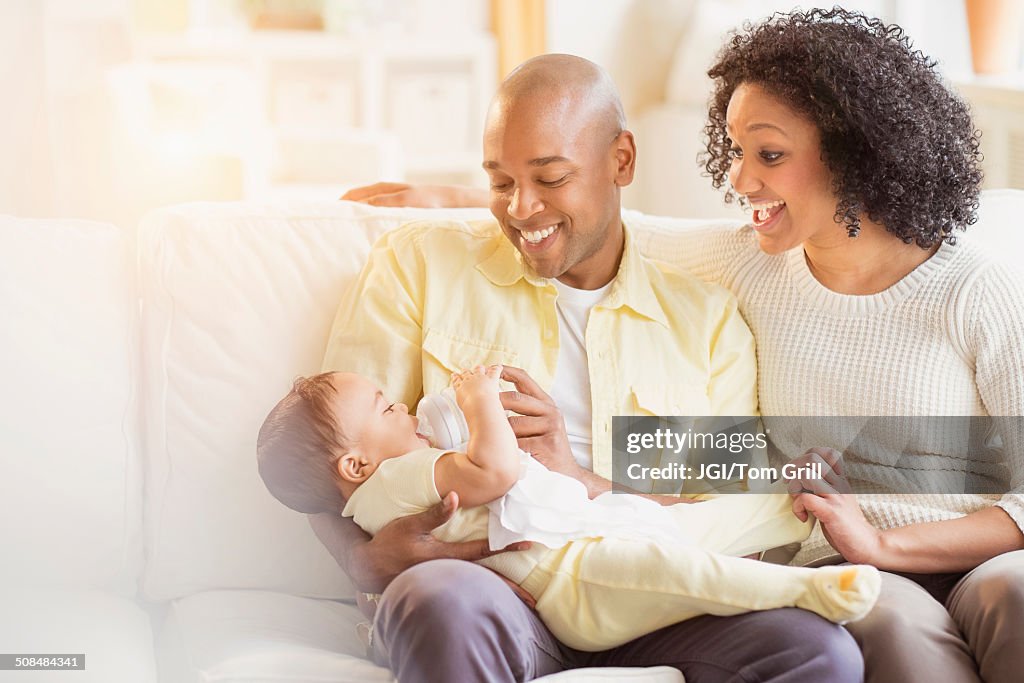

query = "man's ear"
[
  {"left": 336, "top": 451, "right": 372, "bottom": 484},
  {"left": 613, "top": 129, "right": 637, "bottom": 187}
]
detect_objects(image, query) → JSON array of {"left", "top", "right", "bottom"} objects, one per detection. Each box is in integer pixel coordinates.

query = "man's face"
[{"left": 482, "top": 97, "right": 634, "bottom": 289}]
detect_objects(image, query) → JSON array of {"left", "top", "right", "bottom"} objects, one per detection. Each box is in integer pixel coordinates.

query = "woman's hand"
[
  {"left": 793, "top": 489, "right": 884, "bottom": 564},
  {"left": 784, "top": 447, "right": 852, "bottom": 516},
  {"left": 498, "top": 365, "right": 581, "bottom": 479},
  {"left": 784, "top": 447, "right": 883, "bottom": 564}
]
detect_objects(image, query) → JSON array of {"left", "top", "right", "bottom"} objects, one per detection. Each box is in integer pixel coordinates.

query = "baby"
[{"left": 257, "top": 365, "right": 880, "bottom": 651}]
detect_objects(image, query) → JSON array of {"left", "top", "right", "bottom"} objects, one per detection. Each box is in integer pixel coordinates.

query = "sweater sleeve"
[
  {"left": 631, "top": 219, "right": 749, "bottom": 288},
  {"left": 970, "top": 259, "right": 1024, "bottom": 532}
]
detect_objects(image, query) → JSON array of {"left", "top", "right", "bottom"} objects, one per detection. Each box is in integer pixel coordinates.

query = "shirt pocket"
[
  {"left": 629, "top": 382, "right": 712, "bottom": 417},
  {"left": 629, "top": 383, "right": 743, "bottom": 497},
  {"left": 421, "top": 328, "right": 520, "bottom": 390}
]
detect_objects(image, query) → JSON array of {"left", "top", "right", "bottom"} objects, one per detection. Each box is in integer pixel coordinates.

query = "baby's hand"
[{"left": 451, "top": 365, "right": 502, "bottom": 405}]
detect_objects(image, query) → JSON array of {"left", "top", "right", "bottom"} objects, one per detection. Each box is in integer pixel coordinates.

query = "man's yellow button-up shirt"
[{"left": 323, "top": 219, "right": 757, "bottom": 480}]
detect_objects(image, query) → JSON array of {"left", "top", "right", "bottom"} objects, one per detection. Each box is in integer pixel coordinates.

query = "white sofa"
[{"left": 2, "top": 191, "right": 1021, "bottom": 683}]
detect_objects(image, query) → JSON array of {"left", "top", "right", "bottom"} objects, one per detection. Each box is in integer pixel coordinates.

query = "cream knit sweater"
[{"left": 636, "top": 223, "right": 1024, "bottom": 566}]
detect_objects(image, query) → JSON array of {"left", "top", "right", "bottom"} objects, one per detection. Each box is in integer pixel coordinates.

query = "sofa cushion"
[
  {"left": 156, "top": 589, "right": 684, "bottom": 683},
  {"left": 0, "top": 588, "right": 156, "bottom": 683},
  {"left": 0, "top": 217, "right": 142, "bottom": 596},
  {"left": 157, "top": 590, "right": 393, "bottom": 683},
  {"left": 137, "top": 201, "right": 490, "bottom": 601}
]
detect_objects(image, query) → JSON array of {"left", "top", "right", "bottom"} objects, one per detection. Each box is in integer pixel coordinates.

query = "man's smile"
[{"left": 520, "top": 223, "right": 561, "bottom": 244}]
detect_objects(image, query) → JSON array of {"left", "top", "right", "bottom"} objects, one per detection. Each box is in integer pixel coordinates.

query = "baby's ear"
[{"left": 336, "top": 451, "right": 372, "bottom": 484}]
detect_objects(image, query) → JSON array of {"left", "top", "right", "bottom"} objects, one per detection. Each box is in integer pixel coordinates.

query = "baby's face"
[{"left": 329, "top": 373, "right": 430, "bottom": 470}]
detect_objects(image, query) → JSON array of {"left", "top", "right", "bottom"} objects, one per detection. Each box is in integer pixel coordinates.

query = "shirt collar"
[{"left": 476, "top": 220, "right": 670, "bottom": 328}]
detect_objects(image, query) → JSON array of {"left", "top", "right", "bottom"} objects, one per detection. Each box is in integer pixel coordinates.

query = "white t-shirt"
[{"left": 549, "top": 278, "right": 612, "bottom": 471}]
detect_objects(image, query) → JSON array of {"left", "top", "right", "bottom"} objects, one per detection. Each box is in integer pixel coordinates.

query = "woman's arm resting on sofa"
[
  {"left": 308, "top": 491, "right": 530, "bottom": 594},
  {"left": 341, "top": 182, "right": 487, "bottom": 208}
]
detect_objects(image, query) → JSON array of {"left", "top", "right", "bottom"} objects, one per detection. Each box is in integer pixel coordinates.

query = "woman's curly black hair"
[{"left": 701, "top": 7, "right": 983, "bottom": 247}]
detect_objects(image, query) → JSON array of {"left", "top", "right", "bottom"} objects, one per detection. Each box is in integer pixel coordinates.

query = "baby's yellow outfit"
[{"left": 343, "top": 447, "right": 880, "bottom": 651}]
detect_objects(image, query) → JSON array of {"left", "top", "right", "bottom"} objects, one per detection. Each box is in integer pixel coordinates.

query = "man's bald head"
[
  {"left": 490, "top": 54, "right": 626, "bottom": 145},
  {"left": 481, "top": 54, "right": 637, "bottom": 290}
]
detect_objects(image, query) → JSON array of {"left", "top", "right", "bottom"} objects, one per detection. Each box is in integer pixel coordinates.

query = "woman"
[
  {"left": 669, "top": 9, "right": 1024, "bottom": 683},
  {"left": 342, "top": 9, "right": 1024, "bottom": 682}
]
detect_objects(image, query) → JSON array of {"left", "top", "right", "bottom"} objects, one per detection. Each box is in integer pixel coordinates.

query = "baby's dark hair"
[
  {"left": 701, "top": 7, "right": 983, "bottom": 247},
  {"left": 257, "top": 372, "right": 349, "bottom": 514}
]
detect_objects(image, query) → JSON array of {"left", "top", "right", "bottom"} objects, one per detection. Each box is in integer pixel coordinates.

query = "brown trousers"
[{"left": 845, "top": 550, "right": 1024, "bottom": 683}]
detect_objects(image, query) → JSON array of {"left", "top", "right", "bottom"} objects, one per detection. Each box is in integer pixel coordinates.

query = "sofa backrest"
[
  {"left": 137, "top": 202, "right": 491, "bottom": 601},
  {"left": 0, "top": 216, "right": 143, "bottom": 596},
  {"left": 972, "top": 189, "right": 1024, "bottom": 250}
]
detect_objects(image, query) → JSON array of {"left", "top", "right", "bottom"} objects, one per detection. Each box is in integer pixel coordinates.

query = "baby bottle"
[{"left": 415, "top": 388, "right": 469, "bottom": 450}]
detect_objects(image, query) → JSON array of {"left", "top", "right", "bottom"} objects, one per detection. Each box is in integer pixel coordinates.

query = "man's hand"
[
  {"left": 340, "top": 182, "right": 487, "bottom": 208},
  {"left": 312, "top": 491, "right": 530, "bottom": 595},
  {"left": 498, "top": 366, "right": 581, "bottom": 479},
  {"left": 495, "top": 366, "right": 694, "bottom": 505}
]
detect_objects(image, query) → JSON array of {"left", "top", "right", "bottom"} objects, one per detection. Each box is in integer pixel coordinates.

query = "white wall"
[
  {"left": 0, "top": 0, "right": 492, "bottom": 222},
  {"left": 545, "top": 0, "right": 694, "bottom": 119},
  {"left": 0, "top": 2, "right": 52, "bottom": 217},
  {"left": 546, "top": 0, "right": 978, "bottom": 94},
  {"left": 0, "top": 0, "right": 132, "bottom": 220},
  {"left": 543, "top": 0, "right": 986, "bottom": 216},
  {"left": 546, "top": 0, "right": 634, "bottom": 66}
]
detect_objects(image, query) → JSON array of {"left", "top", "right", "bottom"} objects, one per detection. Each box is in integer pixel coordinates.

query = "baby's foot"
[
  {"left": 797, "top": 564, "right": 881, "bottom": 624},
  {"left": 451, "top": 364, "right": 502, "bottom": 405}
]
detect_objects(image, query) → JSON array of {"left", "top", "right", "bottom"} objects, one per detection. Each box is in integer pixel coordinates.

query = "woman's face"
[{"left": 725, "top": 82, "right": 844, "bottom": 254}]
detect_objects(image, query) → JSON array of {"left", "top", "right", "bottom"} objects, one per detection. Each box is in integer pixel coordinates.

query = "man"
[{"left": 315, "top": 54, "right": 862, "bottom": 682}]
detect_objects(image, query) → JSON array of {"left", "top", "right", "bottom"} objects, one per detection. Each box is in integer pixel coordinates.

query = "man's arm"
[
  {"left": 705, "top": 292, "right": 758, "bottom": 416},
  {"left": 308, "top": 493, "right": 529, "bottom": 594},
  {"left": 341, "top": 182, "right": 487, "bottom": 208}
]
